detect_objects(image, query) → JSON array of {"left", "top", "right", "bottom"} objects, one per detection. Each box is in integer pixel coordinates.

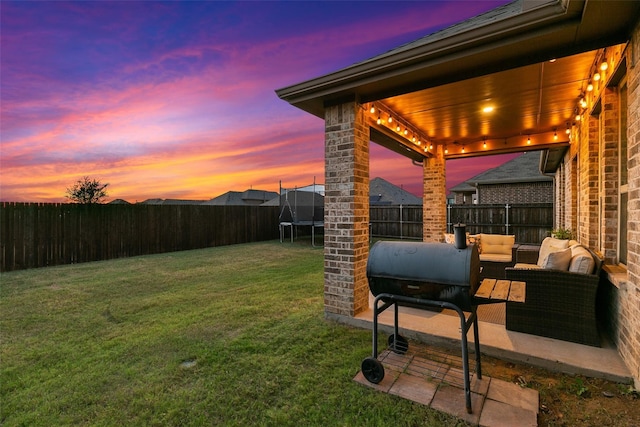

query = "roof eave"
[{"left": 276, "top": 0, "right": 638, "bottom": 118}]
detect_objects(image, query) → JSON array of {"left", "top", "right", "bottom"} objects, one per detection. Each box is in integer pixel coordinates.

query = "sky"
[{"left": 1, "top": 0, "right": 517, "bottom": 203}]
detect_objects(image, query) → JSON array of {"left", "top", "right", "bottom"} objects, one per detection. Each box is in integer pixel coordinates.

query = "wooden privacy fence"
[
  {"left": 0, "top": 203, "right": 280, "bottom": 272},
  {"left": 370, "top": 203, "right": 553, "bottom": 243},
  {"left": 370, "top": 205, "right": 423, "bottom": 240},
  {"left": 447, "top": 203, "right": 553, "bottom": 244}
]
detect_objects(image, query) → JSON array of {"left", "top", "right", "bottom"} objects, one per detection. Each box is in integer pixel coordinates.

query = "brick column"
[
  {"left": 323, "top": 101, "right": 370, "bottom": 317},
  {"left": 423, "top": 144, "right": 446, "bottom": 242}
]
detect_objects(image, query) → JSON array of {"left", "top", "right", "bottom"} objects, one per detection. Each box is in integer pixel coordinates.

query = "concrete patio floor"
[
  {"left": 345, "top": 303, "right": 632, "bottom": 383},
  {"left": 344, "top": 302, "right": 633, "bottom": 426}
]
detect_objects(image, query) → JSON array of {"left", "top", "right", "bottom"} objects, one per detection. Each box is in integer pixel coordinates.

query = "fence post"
[
  {"left": 399, "top": 204, "right": 403, "bottom": 240},
  {"left": 447, "top": 204, "right": 451, "bottom": 234},
  {"left": 505, "top": 204, "right": 510, "bottom": 235}
]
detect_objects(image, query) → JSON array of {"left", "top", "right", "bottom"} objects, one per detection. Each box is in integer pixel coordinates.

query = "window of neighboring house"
[{"left": 619, "top": 78, "right": 628, "bottom": 266}]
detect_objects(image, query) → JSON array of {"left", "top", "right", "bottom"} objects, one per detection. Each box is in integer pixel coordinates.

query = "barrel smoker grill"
[{"left": 361, "top": 240, "right": 483, "bottom": 414}]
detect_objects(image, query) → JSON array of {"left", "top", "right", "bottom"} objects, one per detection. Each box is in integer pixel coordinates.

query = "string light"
[
  {"left": 566, "top": 122, "right": 571, "bottom": 135},
  {"left": 593, "top": 72, "right": 601, "bottom": 81},
  {"left": 600, "top": 58, "right": 608, "bottom": 71},
  {"left": 444, "top": 145, "right": 448, "bottom": 154},
  {"left": 527, "top": 136, "right": 531, "bottom": 145},
  {"left": 483, "top": 138, "right": 487, "bottom": 149},
  {"left": 461, "top": 146, "right": 465, "bottom": 153},
  {"left": 587, "top": 82, "right": 593, "bottom": 92},
  {"left": 553, "top": 128, "right": 558, "bottom": 140},
  {"left": 368, "top": 102, "right": 430, "bottom": 157}
]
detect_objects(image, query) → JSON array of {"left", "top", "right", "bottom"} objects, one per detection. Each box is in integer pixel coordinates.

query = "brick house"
[
  {"left": 450, "top": 152, "right": 553, "bottom": 204},
  {"left": 277, "top": 0, "right": 640, "bottom": 387}
]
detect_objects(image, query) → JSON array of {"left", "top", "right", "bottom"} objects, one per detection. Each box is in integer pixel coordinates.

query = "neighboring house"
[
  {"left": 107, "top": 199, "right": 131, "bottom": 205},
  {"left": 370, "top": 177, "right": 422, "bottom": 206},
  {"left": 203, "top": 189, "right": 278, "bottom": 206},
  {"left": 449, "top": 152, "right": 553, "bottom": 204},
  {"left": 138, "top": 198, "right": 206, "bottom": 205}
]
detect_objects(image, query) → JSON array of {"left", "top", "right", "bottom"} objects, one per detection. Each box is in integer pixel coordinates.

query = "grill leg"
[
  {"left": 453, "top": 307, "right": 473, "bottom": 414},
  {"left": 372, "top": 299, "right": 380, "bottom": 358},
  {"left": 472, "top": 307, "right": 482, "bottom": 379}
]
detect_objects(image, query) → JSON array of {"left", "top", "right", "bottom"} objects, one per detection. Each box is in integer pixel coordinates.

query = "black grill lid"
[{"left": 367, "top": 241, "right": 480, "bottom": 287}]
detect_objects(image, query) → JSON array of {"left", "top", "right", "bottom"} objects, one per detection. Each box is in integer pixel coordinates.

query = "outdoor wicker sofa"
[{"left": 504, "top": 242, "right": 604, "bottom": 347}]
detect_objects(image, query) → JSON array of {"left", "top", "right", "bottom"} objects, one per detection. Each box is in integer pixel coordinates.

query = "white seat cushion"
[
  {"left": 479, "top": 253, "right": 512, "bottom": 263},
  {"left": 513, "top": 263, "right": 541, "bottom": 269}
]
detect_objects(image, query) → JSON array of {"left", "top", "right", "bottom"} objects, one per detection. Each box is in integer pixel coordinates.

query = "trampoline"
[{"left": 278, "top": 179, "right": 324, "bottom": 246}]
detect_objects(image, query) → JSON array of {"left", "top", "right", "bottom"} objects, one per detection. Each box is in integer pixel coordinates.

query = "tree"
[{"left": 65, "top": 176, "right": 109, "bottom": 204}]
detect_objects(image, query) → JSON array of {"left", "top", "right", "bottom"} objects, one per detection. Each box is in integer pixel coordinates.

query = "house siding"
[{"left": 477, "top": 182, "right": 553, "bottom": 204}]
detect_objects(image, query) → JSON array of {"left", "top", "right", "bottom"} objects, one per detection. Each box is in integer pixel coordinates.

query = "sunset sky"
[{"left": 1, "top": 0, "right": 516, "bottom": 203}]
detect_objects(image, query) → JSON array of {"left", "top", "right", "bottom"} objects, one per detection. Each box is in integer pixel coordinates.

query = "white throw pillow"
[
  {"left": 537, "top": 237, "right": 570, "bottom": 267},
  {"left": 541, "top": 247, "right": 572, "bottom": 270},
  {"left": 569, "top": 245, "right": 596, "bottom": 274}
]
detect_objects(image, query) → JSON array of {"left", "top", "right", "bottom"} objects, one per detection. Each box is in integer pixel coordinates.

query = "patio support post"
[
  {"left": 423, "top": 144, "right": 447, "bottom": 242},
  {"left": 323, "top": 101, "right": 370, "bottom": 317}
]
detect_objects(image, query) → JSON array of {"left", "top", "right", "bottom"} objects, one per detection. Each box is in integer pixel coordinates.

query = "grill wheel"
[{"left": 361, "top": 357, "right": 385, "bottom": 384}]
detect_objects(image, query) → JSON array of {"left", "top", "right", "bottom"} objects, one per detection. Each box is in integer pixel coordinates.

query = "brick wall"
[
  {"left": 600, "top": 86, "right": 621, "bottom": 262},
  {"left": 478, "top": 182, "right": 553, "bottom": 204},
  {"left": 323, "top": 102, "right": 370, "bottom": 317},
  {"left": 423, "top": 145, "right": 446, "bottom": 241},
  {"left": 621, "top": 20, "right": 640, "bottom": 388}
]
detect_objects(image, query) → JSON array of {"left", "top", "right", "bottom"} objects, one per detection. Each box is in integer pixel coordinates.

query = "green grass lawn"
[{"left": 1, "top": 240, "right": 465, "bottom": 427}]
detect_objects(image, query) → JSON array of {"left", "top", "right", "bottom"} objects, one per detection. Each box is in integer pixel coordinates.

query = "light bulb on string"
[
  {"left": 370, "top": 106, "right": 376, "bottom": 114},
  {"left": 593, "top": 72, "right": 601, "bottom": 81},
  {"left": 587, "top": 82, "right": 593, "bottom": 92},
  {"left": 600, "top": 59, "right": 608, "bottom": 71}
]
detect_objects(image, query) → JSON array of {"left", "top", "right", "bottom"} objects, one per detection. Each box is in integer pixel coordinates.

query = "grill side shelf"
[{"left": 475, "top": 279, "right": 526, "bottom": 303}]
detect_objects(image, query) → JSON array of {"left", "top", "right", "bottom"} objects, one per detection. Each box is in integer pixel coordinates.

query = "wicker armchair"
[
  {"left": 479, "top": 243, "right": 519, "bottom": 280},
  {"left": 504, "top": 246, "right": 603, "bottom": 347}
]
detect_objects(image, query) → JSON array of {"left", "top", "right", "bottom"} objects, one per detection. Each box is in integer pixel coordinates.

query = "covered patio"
[{"left": 277, "top": 0, "right": 640, "bottom": 389}]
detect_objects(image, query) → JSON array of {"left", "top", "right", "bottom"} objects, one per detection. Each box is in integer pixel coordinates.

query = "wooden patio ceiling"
[{"left": 369, "top": 49, "right": 596, "bottom": 161}]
